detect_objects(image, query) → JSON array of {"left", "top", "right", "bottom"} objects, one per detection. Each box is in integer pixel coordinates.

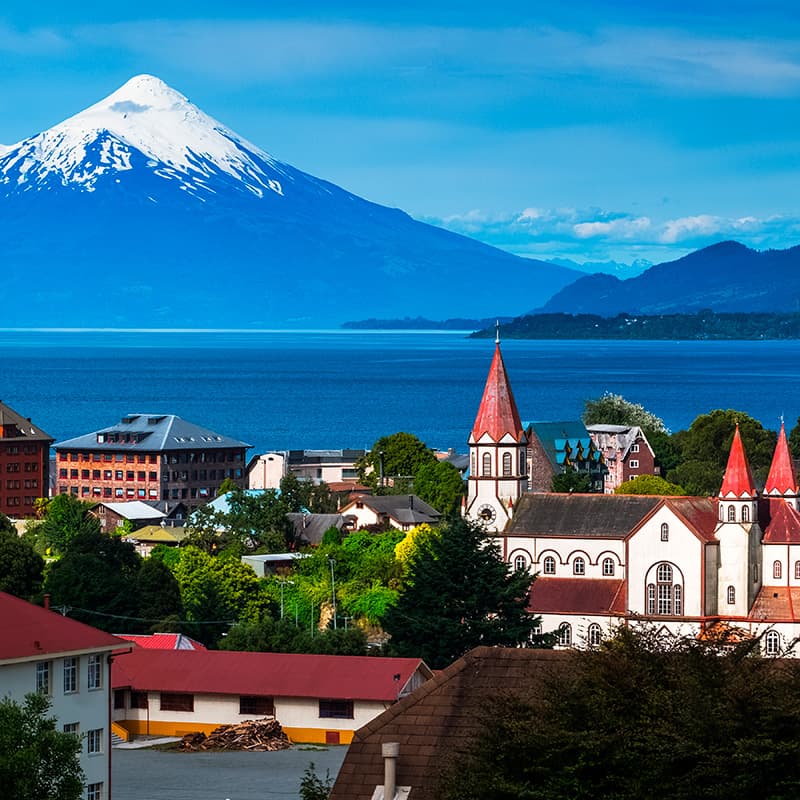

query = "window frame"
[
  {"left": 87, "top": 654, "right": 102, "bottom": 691},
  {"left": 774, "top": 560, "right": 782, "bottom": 580},
  {"left": 602, "top": 557, "right": 615, "bottom": 576},
  {"left": 36, "top": 661, "right": 50, "bottom": 695},
  {"left": 63, "top": 656, "right": 78, "bottom": 694},
  {"left": 765, "top": 630, "right": 781, "bottom": 656},
  {"left": 587, "top": 623, "right": 602, "bottom": 647},
  {"left": 160, "top": 692, "right": 194, "bottom": 712},
  {"left": 239, "top": 696, "right": 275, "bottom": 717},
  {"left": 726, "top": 585, "right": 736, "bottom": 605},
  {"left": 557, "top": 622, "right": 572, "bottom": 647},
  {"left": 573, "top": 556, "right": 586, "bottom": 576},
  {"left": 87, "top": 728, "right": 104, "bottom": 756},
  {"left": 660, "top": 522, "right": 669, "bottom": 542},
  {"left": 319, "top": 699, "right": 354, "bottom": 719}
]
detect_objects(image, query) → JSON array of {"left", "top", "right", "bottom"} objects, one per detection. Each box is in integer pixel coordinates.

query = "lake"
[{"left": 2, "top": 329, "right": 799, "bottom": 454}]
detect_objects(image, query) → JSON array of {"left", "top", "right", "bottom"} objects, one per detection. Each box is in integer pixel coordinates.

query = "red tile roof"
[
  {"left": 470, "top": 343, "right": 525, "bottom": 442},
  {"left": 765, "top": 423, "right": 799, "bottom": 496},
  {"left": 528, "top": 578, "right": 626, "bottom": 615},
  {"left": 749, "top": 586, "right": 800, "bottom": 621},
  {"left": 0, "top": 592, "right": 129, "bottom": 661},
  {"left": 116, "top": 633, "right": 207, "bottom": 650},
  {"left": 112, "top": 648, "right": 431, "bottom": 701},
  {"left": 664, "top": 497, "right": 719, "bottom": 542},
  {"left": 762, "top": 500, "right": 800, "bottom": 543},
  {"left": 719, "top": 424, "right": 756, "bottom": 498}
]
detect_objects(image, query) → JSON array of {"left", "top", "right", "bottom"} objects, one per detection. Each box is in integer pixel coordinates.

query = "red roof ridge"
[
  {"left": 719, "top": 424, "right": 757, "bottom": 498},
  {"left": 470, "top": 343, "right": 525, "bottom": 442},
  {"left": 765, "top": 422, "right": 799, "bottom": 496}
]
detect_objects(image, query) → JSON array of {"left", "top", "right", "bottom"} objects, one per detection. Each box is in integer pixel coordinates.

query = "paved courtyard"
[{"left": 112, "top": 744, "right": 347, "bottom": 800}]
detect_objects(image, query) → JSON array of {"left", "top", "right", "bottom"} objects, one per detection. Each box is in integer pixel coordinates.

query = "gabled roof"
[
  {"left": 0, "top": 592, "right": 129, "bottom": 662},
  {"left": 329, "top": 647, "right": 570, "bottom": 800},
  {"left": 126, "top": 524, "right": 187, "bottom": 544},
  {"left": 55, "top": 413, "right": 251, "bottom": 452},
  {"left": 662, "top": 497, "right": 719, "bottom": 542},
  {"left": 528, "top": 578, "right": 626, "bottom": 615},
  {"left": 287, "top": 512, "right": 348, "bottom": 546},
  {"left": 525, "top": 420, "right": 601, "bottom": 470},
  {"left": 112, "top": 649, "right": 431, "bottom": 701},
  {"left": 586, "top": 424, "right": 654, "bottom": 461},
  {"left": 719, "top": 424, "right": 756, "bottom": 498},
  {"left": 93, "top": 501, "right": 166, "bottom": 521},
  {"left": 762, "top": 500, "right": 800, "bottom": 544},
  {"left": 765, "top": 423, "right": 799, "bottom": 496},
  {"left": 0, "top": 400, "right": 53, "bottom": 443},
  {"left": 507, "top": 493, "right": 662, "bottom": 539},
  {"left": 749, "top": 586, "right": 800, "bottom": 622},
  {"left": 116, "top": 633, "right": 207, "bottom": 651},
  {"left": 470, "top": 343, "right": 525, "bottom": 442},
  {"left": 340, "top": 494, "right": 441, "bottom": 526}
]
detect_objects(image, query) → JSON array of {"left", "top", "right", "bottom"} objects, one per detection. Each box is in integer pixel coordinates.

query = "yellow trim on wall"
[{"left": 111, "top": 721, "right": 131, "bottom": 742}]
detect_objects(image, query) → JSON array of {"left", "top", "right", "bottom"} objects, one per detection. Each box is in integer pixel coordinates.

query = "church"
[{"left": 465, "top": 337, "right": 800, "bottom": 654}]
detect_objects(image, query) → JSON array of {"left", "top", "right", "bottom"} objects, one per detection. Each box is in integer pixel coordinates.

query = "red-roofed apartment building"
[
  {"left": 111, "top": 648, "right": 432, "bottom": 744},
  {"left": 0, "top": 592, "right": 131, "bottom": 800},
  {"left": 468, "top": 341, "right": 800, "bottom": 655}
]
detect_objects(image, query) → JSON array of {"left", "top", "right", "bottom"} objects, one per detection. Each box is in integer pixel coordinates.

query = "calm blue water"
[{"left": 2, "top": 330, "right": 799, "bottom": 453}]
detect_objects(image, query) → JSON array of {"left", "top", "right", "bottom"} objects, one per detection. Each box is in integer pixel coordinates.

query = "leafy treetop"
[
  {"left": 582, "top": 392, "right": 668, "bottom": 435},
  {"left": 615, "top": 474, "right": 687, "bottom": 495}
]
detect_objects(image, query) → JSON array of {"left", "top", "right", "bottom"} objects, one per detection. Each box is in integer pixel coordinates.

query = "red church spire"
[
  {"left": 765, "top": 421, "right": 799, "bottom": 495},
  {"left": 719, "top": 424, "right": 757, "bottom": 497},
  {"left": 471, "top": 342, "right": 524, "bottom": 442}
]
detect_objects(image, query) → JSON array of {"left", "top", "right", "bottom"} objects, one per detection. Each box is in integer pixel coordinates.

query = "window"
[
  {"left": 87, "top": 782, "right": 103, "bottom": 800},
  {"left": 742, "top": 505, "right": 750, "bottom": 523},
  {"left": 573, "top": 556, "right": 585, "bottom": 576},
  {"left": 557, "top": 622, "right": 572, "bottom": 647},
  {"left": 727, "top": 585, "right": 736, "bottom": 605},
  {"left": 239, "top": 696, "right": 275, "bottom": 716},
  {"left": 63, "top": 657, "right": 78, "bottom": 694},
  {"left": 543, "top": 556, "right": 556, "bottom": 575},
  {"left": 795, "top": 561, "right": 800, "bottom": 580},
  {"left": 774, "top": 560, "right": 782, "bottom": 580},
  {"left": 319, "top": 699, "right": 353, "bottom": 719},
  {"left": 728, "top": 505, "right": 735, "bottom": 522},
  {"left": 648, "top": 563, "right": 683, "bottom": 616},
  {"left": 602, "top": 557, "right": 615, "bottom": 576},
  {"left": 514, "top": 554, "right": 527, "bottom": 572},
  {"left": 631, "top": 443, "right": 640, "bottom": 453},
  {"left": 36, "top": 661, "right": 50, "bottom": 695},
  {"left": 587, "top": 623, "right": 602, "bottom": 647},
  {"left": 63, "top": 722, "right": 80, "bottom": 736},
  {"left": 113, "top": 689, "right": 126, "bottom": 710},
  {"left": 482, "top": 452, "right": 491, "bottom": 476},
  {"left": 87, "top": 654, "right": 102, "bottom": 690},
  {"left": 87, "top": 728, "right": 104, "bottom": 755},
  {"left": 160, "top": 693, "right": 194, "bottom": 712},
  {"left": 502, "top": 452, "right": 512, "bottom": 476},
  {"left": 629, "top": 460, "right": 639, "bottom": 469},
  {"left": 131, "top": 691, "right": 148, "bottom": 709},
  {"left": 765, "top": 630, "right": 781, "bottom": 656},
  {"left": 660, "top": 523, "right": 669, "bottom": 542}
]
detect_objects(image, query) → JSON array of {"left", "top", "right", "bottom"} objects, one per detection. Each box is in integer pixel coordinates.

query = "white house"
[{"left": 0, "top": 592, "right": 131, "bottom": 800}]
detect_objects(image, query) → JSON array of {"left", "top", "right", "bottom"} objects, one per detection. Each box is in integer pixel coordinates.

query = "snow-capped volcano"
[
  {"left": 0, "top": 75, "right": 579, "bottom": 328},
  {"left": 0, "top": 74, "right": 289, "bottom": 199}
]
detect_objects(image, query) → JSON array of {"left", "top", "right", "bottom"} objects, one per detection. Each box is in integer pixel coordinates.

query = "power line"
[{"left": 54, "top": 605, "right": 236, "bottom": 626}]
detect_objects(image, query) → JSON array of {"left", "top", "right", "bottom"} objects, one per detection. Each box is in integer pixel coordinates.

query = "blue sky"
[{"left": 3, "top": 1, "right": 800, "bottom": 266}]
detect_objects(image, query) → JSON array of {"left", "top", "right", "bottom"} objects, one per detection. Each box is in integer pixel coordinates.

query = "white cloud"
[{"left": 574, "top": 216, "right": 652, "bottom": 239}]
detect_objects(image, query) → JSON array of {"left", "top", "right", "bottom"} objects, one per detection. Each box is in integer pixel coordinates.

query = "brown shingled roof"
[
  {"left": 329, "top": 646, "right": 570, "bottom": 800},
  {"left": 528, "top": 578, "right": 626, "bottom": 615}
]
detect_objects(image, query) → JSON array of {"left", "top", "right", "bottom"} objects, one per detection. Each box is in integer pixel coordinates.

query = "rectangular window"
[
  {"left": 87, "top": 728, "right": 103, "bottom": 755},
  {"left": 87, "top": 782, "right": 104, "bottom": 800},
  {"left": 113, "top": 689, "right": 126, "bottom": 710},
  {"left": 63, "top": 722, "right": 80, "bottom": 736},
  {"left": 131, "top": 691, "right": 148, "bottom": 709},
  {"left": 629, "top": 460, "right": 639, "bottom": 469},
  {"left": 239, "top": 696, "right": 275, "bottom": 716},
  {"left": 631, "top": 443, "right": 639, "bottom": 453},
  {"left": 92, "top": 470, "right": 101, "bottom": 479},
  {"left": 160, "top": 693, "right": 194, "bottom": 712},
  {"left": 36, "top": 661, "right": 50, "bottom": 695},
  {"left": 87, "top": 654, "right": 102, "bottom": 690},
  {"left": 63, "top": 656, "right": 78, "bottom": 694},
  {"left": 319, "top": 699, "right": 354, "bottom": 719}
]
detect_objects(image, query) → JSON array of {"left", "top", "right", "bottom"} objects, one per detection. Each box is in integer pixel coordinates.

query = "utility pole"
[
  {"left": 278, "top": 578, "right": 294, "bottom": 620},
  {"left": 328, "top": 557, "right": 337, "bottom": 630}
]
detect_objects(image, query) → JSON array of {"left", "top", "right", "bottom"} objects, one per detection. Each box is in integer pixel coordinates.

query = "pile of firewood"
[{"left": 178, "top": 718, "right": 291, "bottom": 752}]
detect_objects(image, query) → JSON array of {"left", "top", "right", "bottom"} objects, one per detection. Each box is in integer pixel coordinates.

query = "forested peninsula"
[{"left": 470, "top": 311, "right": 800, "bottom": 340}]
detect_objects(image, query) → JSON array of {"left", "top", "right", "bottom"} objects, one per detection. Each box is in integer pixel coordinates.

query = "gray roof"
[
  {"left": 94, "top": 501, "right": 165, "bottom": 521},
  {"left": 349, "top": 494, "right": 442, "bottom": 525},
  {"left": 0, "top": 400, "right": 54, "bottom": 443},
  {"left": 55, "top": 414, "right": 251, "bottom": 452},
  {"left": 287, "top": 512, "right": 348, "bottom": 546},
  {"left": 287, "top": 449, "right": 367, "bottom": 465},
  {"left": 506, "top": 493, "right": 662, "bottom": 539}
]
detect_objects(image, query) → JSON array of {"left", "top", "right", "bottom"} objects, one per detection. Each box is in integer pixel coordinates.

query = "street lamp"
[
  {"left": 278, "top": 578, "right": 294, "bottom": 620},
  {"left": 328, "top": 557, "right": 337, "bottom": 630}
]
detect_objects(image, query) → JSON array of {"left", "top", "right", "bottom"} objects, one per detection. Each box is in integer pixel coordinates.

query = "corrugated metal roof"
[
  {"left": 528, "top": 577, "right": 626, "bottom": 615},
  {"left": 471, "top": 343, "right": 525, "bottom": 442}
]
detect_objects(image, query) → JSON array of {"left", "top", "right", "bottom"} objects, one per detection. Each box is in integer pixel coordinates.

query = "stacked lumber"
[{"left": 179, "top": 718, "right": 291, "bottom": 752}]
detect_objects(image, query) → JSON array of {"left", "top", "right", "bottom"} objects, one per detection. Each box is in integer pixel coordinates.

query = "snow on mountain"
[{"left": 0, "top": 74, "right": 288, "bottom": 199}]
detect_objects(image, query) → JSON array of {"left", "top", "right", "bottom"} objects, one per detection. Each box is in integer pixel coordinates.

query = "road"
[{"left": 111, "top": 745, "right": 348, "bottom": 800}]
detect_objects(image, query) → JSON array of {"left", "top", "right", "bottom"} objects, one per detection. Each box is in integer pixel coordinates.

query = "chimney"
[
  {"left": 44, "top": 593, "right": 50, "bottom": 610},
  {"left": 382, "top": 742, "right": 399, "bottom": 800}
]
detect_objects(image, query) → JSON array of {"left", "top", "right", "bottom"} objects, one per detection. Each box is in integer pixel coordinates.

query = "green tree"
[
  {"left": 39, "top": 494, "right": 101, "bottom": 555},
  {"left": 136, "top": 557, "right": 184, "bottom": 633},
  {"left": 0, "top": 693, "right": 84, "bottom": 800},
  {"left": 0, "top": 518, "right": 44, "bottom": 600},
  {"left": 615, "top": 474, "right": 687, "bottom": 495},
  {"left": 357, "top": 432, "right": 438, "bottom": 491},
  {"left": 220, "top": 617, "right": 368, "bottom": 655},
  {"left": 582, "top": 392, "right": 668, "bottom": 434},
  {"left": 440, "top": 626, "right": 800, "bottom": 800},
  {"left": 383, "top": 517, "right": 542, "bottom": 669},
  {"left": 279, "top": 473, "right": 336, "bottom": 514},
  {"left": 413, "top": 460, "right": 464, "bottom": 514},
  {"left": 299, "top": 762, "right": 333, "bottom": 800},
  {"left": 550, "top": 468, "right": 592, "bottom": 493}
]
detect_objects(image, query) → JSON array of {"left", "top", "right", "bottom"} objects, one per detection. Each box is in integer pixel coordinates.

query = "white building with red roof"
[
  {"left": 111, "top": 648, "right": 432, "bottom": 744},
  {"left": 0, "top": 592, "right": 131, "bottom": 799}
]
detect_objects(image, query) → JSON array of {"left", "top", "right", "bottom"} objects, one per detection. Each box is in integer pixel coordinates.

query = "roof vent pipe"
[{"left": 382, "top": 742, "right": 399, "bottom": 800}]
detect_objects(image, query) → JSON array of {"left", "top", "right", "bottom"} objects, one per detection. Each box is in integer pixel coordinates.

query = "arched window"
[
  {"left": 742, "top": 505, "right": 750, "bottom": 523},
  {"left": 647, "top": 583, "right": 656, "bottom": 614},
  {"left": 514, "top": 554, "right": 527, "bottom": 572},
  {"left": 648, "top": 563, "right": 683, "bottom": 616},
  {"left": 587, "top": 623, "right": 602, "bottom": 647},
  {"left": 727, "top": 505, "right": 736, "bottom": 522},
  {"left": 502, "top": 452, "right": 512, "bottom": 477},
  {"left": 719, "top": 504, "right": 724, "bottom": 522},
  {"left": 727, "top": 585, "right": 735, "bottom": 605},
  {"left": 602, "top": 557, "right": 615, "bottom": 576},
  {"left": 543, "top": 556, "right": 556, "bottom": 574},
  {"left": 482, "top": 452, "right": 491, "bottom": 476},
  {"left": 660, "top": 523, "right": 669, "bottom": 541},
  {"left": 558, "top": 622, "right": 572, "bottom": 647},
  {"left": 573, "top": 556, "right": 586, "bottom": 576},
  {"left": 774, "top": 560, "right": 782, "bottom": 580},
  {"left": 765, "top": 630, "right": 781, "bottom": 656}
]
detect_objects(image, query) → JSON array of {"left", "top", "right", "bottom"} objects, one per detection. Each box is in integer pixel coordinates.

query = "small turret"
[{"left": 764, "top": 422, "right": 799, "bottom": 510}]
